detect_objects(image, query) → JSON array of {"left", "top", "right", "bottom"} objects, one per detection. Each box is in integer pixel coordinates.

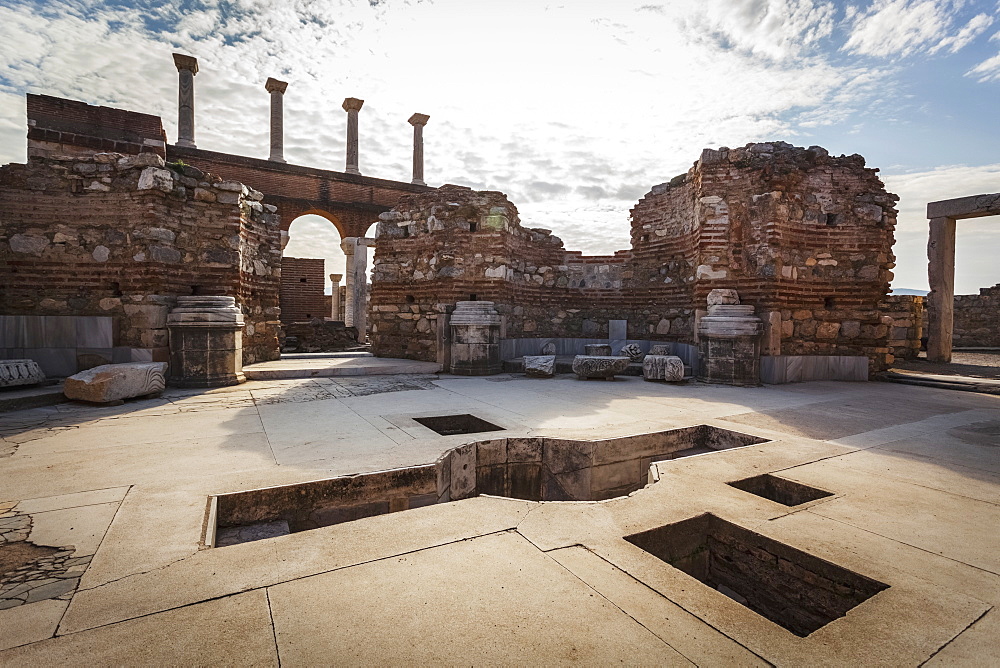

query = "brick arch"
[{"left": 284, "top": 207, "right": 346, "bottom": 240}]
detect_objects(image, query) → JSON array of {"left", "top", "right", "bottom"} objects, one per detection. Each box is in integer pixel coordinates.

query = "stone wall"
[
  {"left": 0, "top": 152, "right": 281, "bottom": 372},
  {"left": 878, "top": 295, "right": 923, "bottom": 360},
  {"left": 371, "top": 143, "right": 899, "bottom": 374},
  {"left": 279, "top": 257, "right": 327, "bottom": 324},
  {"left": 954, "top": 284, "right": 1000, "bottom": 348}
]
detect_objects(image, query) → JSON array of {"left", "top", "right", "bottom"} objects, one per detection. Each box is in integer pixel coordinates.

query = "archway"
[
  {"left": 926, "top": 193, "right": 1000, "bottom": 362},
  {"left": 282, "top": 213, "right": 345, "bottom": 323}
]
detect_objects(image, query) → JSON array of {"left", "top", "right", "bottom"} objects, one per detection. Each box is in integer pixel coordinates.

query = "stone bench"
[{"left": 572, "top": 355, "right": 630, "bottom": 380}]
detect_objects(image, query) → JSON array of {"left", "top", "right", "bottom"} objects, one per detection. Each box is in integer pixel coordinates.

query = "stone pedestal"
[
  {"left": 697, "top": 297, "right": 764, "bottom": 387},
  {"left": 449, "top": 301, "right": 501, "bottom": 376},
  {"left": 166, "top": 296, "right": 246, "bottom": 387}
]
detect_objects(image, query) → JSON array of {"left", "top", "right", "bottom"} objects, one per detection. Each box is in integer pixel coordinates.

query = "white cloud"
[
  {"left": 881, "top": 163, "right": 1000, "bottom": 294},
  {"left": 842, "top": 0, "right": 988, "bottom": 58}
]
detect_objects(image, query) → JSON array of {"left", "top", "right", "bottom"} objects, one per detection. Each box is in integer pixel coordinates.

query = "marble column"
[
  {"left": 341, "top": 240, "right": 356, "bottom": 328},
  {"left": 172, "top": 53, "right": 199, "bottom": 148},
  {"left": 408, "top": 113, "right": 429, "bottom": 186},
  {"left": 342, "top": 97, "right": 364, "bottom": 175},
  {"left": 265, "top": 77, "right": 288, "bottom": 163},
  {"left": 330, "top": 273, "right": 342, "bottom": 321},
  {"left": 927, "top": 216, "right": 956, "bottom": 363},
  {"left": 340, "top": 238, "right": 374, "bottom": 339}
]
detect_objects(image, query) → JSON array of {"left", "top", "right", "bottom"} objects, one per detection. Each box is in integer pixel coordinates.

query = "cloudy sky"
[{"left": 1, "top": 0, "right": 998, "bottom": 294}]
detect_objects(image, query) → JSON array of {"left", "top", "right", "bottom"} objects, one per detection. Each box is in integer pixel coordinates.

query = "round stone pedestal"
[
  {"left": 449, "top": 301, "right": 501, "bottom": 376},
  {"left": 697, "top": 304, "right": 764, "bottom": 386},
  {"left": 166, "top": 296, "right": 247, "bottom": 387}
]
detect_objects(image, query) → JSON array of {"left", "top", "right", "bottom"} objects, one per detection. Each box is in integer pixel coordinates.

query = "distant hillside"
[{"left": 891, "top": 288, "right": 930, "bottom": 296}]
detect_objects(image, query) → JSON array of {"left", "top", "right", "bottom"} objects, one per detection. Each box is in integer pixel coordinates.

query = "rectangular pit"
[
  {"left": 413, "top": 414, "right": 504, "bottom": 436},
  {"left": 210, "top": 425, "right": 770, "bottom": 547},
  {"left": 625, "top": 514, "right": 888, "bottom": 637},
  {"left": 728, "top": 474, "right": 833, "bottom": 507}
]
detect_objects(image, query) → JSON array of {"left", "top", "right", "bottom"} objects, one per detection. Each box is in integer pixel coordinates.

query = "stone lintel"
[
  {"left": 926, "top": 193, "right": 1000, "bottom": 220},
  {"left": 342, "top": 97, "right": 364, "bottom": 112},
  {"left": 408, "top": 113, "right": 430, "bottom": 126},
  {"left": 172, "top": 53, "right": 199, "bottom": 74},
  {"left": 265, "top": 77, "right": 288, "bottom": 94}
]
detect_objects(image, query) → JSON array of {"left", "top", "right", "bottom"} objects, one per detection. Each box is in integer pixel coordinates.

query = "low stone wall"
[
  {"left": 954, "top": 285, "right": 1000, "bottom": 348},
  {"left": 878, "top": 295, "right": 923, "bottom": 360}
]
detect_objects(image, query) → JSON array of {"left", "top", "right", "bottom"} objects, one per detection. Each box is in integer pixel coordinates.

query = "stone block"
[
  {"left": 649, "top": 344, "right": 672, "bottom": 356},
  {"left": 63, "top": 362, "right": 166, "bottom": 403},
  {"left": 572, "top": 355, "right": 630, "bottom": 380},
  {"left": 523, "top": 355, "right": 555, "bottom": 378},
  {"left": 0, "top": 359, "right": 46, "bottom": 387},
  {"left": 619, "top": 343, "right": 643, "bottom": 361},
  {"left": 583, "top": 344, "right": 611, "bottom": 356},
  {"left": 707, "top": 289, "right": 740, "bottom": 306},
  {"left": 642, "top": 355, "right": 684, "bottom": 382}
]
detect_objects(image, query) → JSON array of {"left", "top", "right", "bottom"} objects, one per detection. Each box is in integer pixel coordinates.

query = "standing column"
[
  {"left": 407, "top": 113, "right": 430, "bottom": 186},
  {"left": 352, "top": 239, "right": 371, "bottom": 339},
  {"left": 342, "top": 97, "right": 364, "bottom": 175},
  {"left": 341, "top": 239, "right": 357, "bottom": 328},
  {"left": 330, "top": 273, "right": 342, "bottom": 321},
  {"left": 265, "top": 77, "right": 288, "bottom": 163},
  {"left": 927, "top": 216, "right": 956, "bottom": 363},
  {"left": 172, "top": 53, "right": 199, "bottom": 148}
]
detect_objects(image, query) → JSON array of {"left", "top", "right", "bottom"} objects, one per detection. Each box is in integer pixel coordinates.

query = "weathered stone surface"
[
  {"left": 707, "top": 289, "right": 740, "bottom": 306},
  {"left": 642, "top": 355, "right": 684, "bottom": 382},
  {"left": 450, "top": 301, "right": 501, "bottom": 376},
  {"left": 584, "top": 344, "right": 611, "bottom": 356},
  {"left": 572, "top": 355, "right": 630, "bottom": 380},
  {"left": 619, "top": 343, "right": 643, "bottom": 361},
  {"left": 523, "top": 355, "right": 555, "bottom": 378},
  {"left": 167, "top": 296, "right": 246, "bottom": 388},
  {"left": 137, "top": 167, "right": 174, "bottom": 192},
  {"left": 0, "top": 360, "right": 46, "bottom": 387},
  {"left": 649, "top": 344, "right": 672, "bottom": 356},
  {"left": 63, "top": 362, "right": 166, "bottom": 403}
]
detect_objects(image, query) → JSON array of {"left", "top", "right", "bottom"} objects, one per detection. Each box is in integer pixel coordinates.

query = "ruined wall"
[
  {"left": 371, "top": 143, "right": 899, "bottom": 372},
  {"left": 27, "top": 94, "right": 167, "bottom": 159},
  {"left": 0, "top": 153, "right": 281, "bottom": 372},
  {"left": 878, "top": 295, "right": 924, "bottom": 360},
  {"left": 954, "top": 284, "right": 1000, "bottom": 348},
  {"left": 279, "top": 257, "right": 326, "bottom": 324}
]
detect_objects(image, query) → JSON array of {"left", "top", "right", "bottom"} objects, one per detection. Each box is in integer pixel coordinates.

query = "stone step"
[
  {"left": 243, "top": 356, "right": 442, "bottom": 380},
  {"left": 0, "top": 383, "right": 67, "bottom": 413}
]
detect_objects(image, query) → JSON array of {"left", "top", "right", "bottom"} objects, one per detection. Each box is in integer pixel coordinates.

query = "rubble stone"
[
  {"left": 523, "top": 355, "right": 556, "bottom": 378},
  {"left": 63, "top": 362, "right": 166, "bottom": 403}
]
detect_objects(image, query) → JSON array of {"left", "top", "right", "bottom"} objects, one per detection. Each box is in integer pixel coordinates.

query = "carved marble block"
[
  {"left": 642, "top": 355, "right": 684, "bottom": 382},
  {"left": 572, "top": 355, "right": 630, "bottom": 380}
]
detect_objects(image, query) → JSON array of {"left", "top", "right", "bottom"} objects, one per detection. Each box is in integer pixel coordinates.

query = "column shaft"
[
  {"left": 172, "top": 54, "right": 198, "bottom": 148},
  {"left": 408, "top": 113, "right": 429, "bottom": 186},
  {"left": 342, "top": 98, "right": 364, "bottom": 175},
  {"left": 927, "top": 216, "right": 956, "bottom": 362},
  {"left": 266, "top": 78, "right": 288, "bottom": 163}
]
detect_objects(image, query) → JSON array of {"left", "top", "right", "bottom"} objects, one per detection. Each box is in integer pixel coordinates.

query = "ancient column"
[
  {"left": 330, "top": 273, "right": 342, "bottom": 321},
  {"left": 927, "top": 216, "right": 956, "bottom": 363},
  {"left": 342, "top": 97, "right": 364, "bottom": 175},
  {"left": 697, "top": 290, "right": 764, "bottom": 386},
  {"left": 450, "top": 301, "right": 502, "bottom": 375},
  {"left": 341, "top": 240, "right": 356, "bottom": 327},
  {"left": 265, "top": 77, "right": 288, "bottom": 163},
  {"left": 408, "top": 113, "right": 429, "bottom": 186},
  {"left": 172, "top": 53, "right": 199, "bottom": 148}
]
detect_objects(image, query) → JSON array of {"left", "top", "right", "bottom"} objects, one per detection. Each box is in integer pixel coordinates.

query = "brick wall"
[
  {"left": 280, "top": 257, "right": 327, "bottom": 323},
  {"left": 0, "top": 152, "right": 281, "bottom": 369},
  {"left": 370, "top": 143, "right": 900, "bottom": 374},
  {"left": 27, "top": 94, "right": 167, "bottom": 159}
]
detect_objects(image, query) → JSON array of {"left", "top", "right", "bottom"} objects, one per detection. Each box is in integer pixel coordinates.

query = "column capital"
[
  {"left": 342, "top": 97, "right": 364, "bottom": 112},
  {"left": 172, "top": 53, "right": 199, "bottom": 74},
  {"left": 265, "top": 77, "right": 288, "bottom": 94},
  {"left": 329, "top": 273, "right": 343, "bottom": 282},
  {"left": 408, "top": 113, "right": 430, "bottom": 127}
]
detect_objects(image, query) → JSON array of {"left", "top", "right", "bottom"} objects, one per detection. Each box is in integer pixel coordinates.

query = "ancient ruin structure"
[
  {"left": 1, "top": 52, "right": 923, "bottom": 386},
  {"left": 926, "top": 193, "right": 1000, "bottom": 362},
  {"left": 953, "top": 284, "right": 1000, "bottom": 348},
  {"left": 371, "top": 143, "right": 900, "bottom": 380}
]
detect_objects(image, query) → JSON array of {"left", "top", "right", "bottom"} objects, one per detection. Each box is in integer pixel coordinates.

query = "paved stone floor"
[
  {"left": 895, "top": 350, "right": 1000, "bottom": 380},
  {"left": 0, "top": 373, "right": 998, "bottom": 665}
]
